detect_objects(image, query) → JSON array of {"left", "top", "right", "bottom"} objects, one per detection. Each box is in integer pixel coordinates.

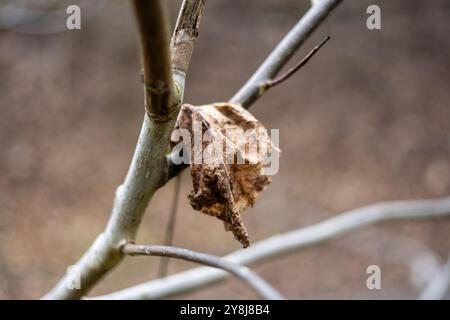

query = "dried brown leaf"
[{"left": 172, "top": 102, "right": 276, "bottom": 247}]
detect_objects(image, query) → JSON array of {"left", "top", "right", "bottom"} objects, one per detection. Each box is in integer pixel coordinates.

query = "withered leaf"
[{"left": 172, "top": 102, "right": 277, "bottom": 248}]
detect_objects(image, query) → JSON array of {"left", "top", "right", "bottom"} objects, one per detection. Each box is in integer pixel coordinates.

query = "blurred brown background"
[{"left": 0, "top": 0, "right": 449, "bottom": 299}]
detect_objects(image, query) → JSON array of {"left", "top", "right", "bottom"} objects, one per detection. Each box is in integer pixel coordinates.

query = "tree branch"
[
  {"left": 91, "top": 196, "right": 450, "bottom": 299},
  {"left": 157, "top": 175, "right": 182, "bottom": 278},
  {"left": 42, "top": 0, "right": 207, "bottom": 300},
  {"left": 121, "top": 243, "right": 284, "bottom": 300},
  {"left": 230, "top": 0, "right": 342, "bottom": 108},
  {"left": 172, "top": 0, "right": 206, "bottom": 75}
]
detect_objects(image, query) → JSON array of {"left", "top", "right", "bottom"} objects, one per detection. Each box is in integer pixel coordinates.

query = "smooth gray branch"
[
  {"left": 91, "top": 196, "right": 450, "bottom": 299},
  {"left": 122, "top": 243, "right": 284, "bottom": 300}
]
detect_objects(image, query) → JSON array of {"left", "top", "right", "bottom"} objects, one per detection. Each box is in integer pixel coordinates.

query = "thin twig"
[
  {"left": 122, "top": 243, "right": 284, "bottom": 300},
  {"left": 91, "top": 196, "right": 450, "bottom": 299},
  {"left": 231, "top": 0, "right": 342, "bottom": 108},
  {"left": 259, "top": 36, "right": 330, "bottom": 92},
  {"left": 157, "top": 175, "right": 182, "bottom": 278}
]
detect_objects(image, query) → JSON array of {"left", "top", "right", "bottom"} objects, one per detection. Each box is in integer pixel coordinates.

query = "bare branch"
[
  {"left": 91, "top": 196, "right": 450, "bottom": 299},
  {"left": 170, "top": 0, "right": 207, "bottom": 105},
  {"left": 42, "top": 0, "right": 207, "bottom": 300},
  {"left": 231, "top": 0, "right": 342, "bottom": 108},
  {"left": 122, "top": 243, "right": 284, "bottom": 300},
  {"left": 172, "top": 0, "right": 206, "bottom": 75}
]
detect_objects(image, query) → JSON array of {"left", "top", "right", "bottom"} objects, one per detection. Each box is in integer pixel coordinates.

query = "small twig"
[
  {"left": 231, "top": 0, "right": 342, "bottom": 108},
  {"left": 122, "top": 243, "right": 284, "bottom": 300},
  {"left": 259, "top": 36, "right": 330, "bottom": 92},
  {"left": 157, "top": 175, "right": 182, "bottom": 278}
]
